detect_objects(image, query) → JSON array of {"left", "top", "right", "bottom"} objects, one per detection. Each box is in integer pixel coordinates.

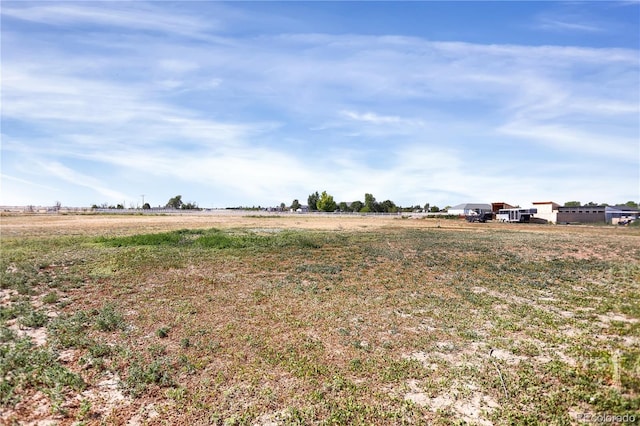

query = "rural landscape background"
[{"left": 1, "top": 212, "right": 639, "bottom": 424}]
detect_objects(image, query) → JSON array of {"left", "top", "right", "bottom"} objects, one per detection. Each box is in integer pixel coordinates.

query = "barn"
[{"left": 557, "top": 205, "right": 606, "bottom": 224}]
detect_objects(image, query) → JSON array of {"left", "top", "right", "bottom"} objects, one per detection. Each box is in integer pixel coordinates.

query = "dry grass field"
[{"left": 1, "top": 213, "right": 638, "bottom": 425}]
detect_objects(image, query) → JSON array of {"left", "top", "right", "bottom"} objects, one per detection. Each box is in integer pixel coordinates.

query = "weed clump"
[
  {"left": 17, "top": 308, "right": 48, "bottom": 328},
  {"left": 42, "top": 291, "right": 60, "bottom": 304},
  {"left": 124, "top": 357, "right": 175, "bottom": 397},
  {"left": 0, "top": 336, "right": 85, "bottom": 406},
  {"left": 94, "top": 303, "right": 126, "bottom": 332},
  {"left": 47, "top": 311, "right": 91, "bottom": 349}
]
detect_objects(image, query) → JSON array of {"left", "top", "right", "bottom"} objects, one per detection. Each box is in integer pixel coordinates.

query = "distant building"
[
  {"left": 448, "top": 203, "right": 492, "bottom": 216},
  {"left": 491, "top": 202, "right": 515, "bottom": 214},
  {"left": 605, "top": 205, "right": 640, "bottom": 225},
  {"left": 557, "top": 205, "right": 606, "bottom": 224},
  {"left": 532, "top": 201, "right": 561, "bottom": 224}
]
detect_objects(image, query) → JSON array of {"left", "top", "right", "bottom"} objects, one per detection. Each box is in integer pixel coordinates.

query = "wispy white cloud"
[
  {"left": 341, "top": 110, "right": 425, "bottom": 126},
  {"left": 0, "top": 173, "right": 59, "bottom": 192},
  {"left": 342, "top": 111, "right": 402, "bottom": 124},
  {"left": 38, "top": 161, "right": 130, "bottom": 202},
  {"left": 1, "top": 2, "right": 218, "bottom": 37},
  {"left": 158, "top": 59, "right": 200, "bottom": 74},
  {"left": 1, "top": 2, "right": 638, "bottom": 207},
  {"left": 497, "top": 121, "right": 635, "bottom": 161},
  {"left": 536, "top": 18, "right": 603, "bottom": 33}
]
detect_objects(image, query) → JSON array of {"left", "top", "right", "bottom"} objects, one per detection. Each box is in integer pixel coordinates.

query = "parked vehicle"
[
  {"left": 465, "top": 212, "right": 493, "bottom": 223},
  {"left": 496, "top": 208, "right": 537, "bottom": 223}
]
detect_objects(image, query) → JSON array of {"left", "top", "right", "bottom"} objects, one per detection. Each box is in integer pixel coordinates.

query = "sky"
[{"left": 1, "top": 1, "right": 639, "bottom": 209}]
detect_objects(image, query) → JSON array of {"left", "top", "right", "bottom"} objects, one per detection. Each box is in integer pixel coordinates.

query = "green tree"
[
  {"left": 624, "top": 201, "right": 639, "bottom": 209},
  {"left": 350, "top": 200, "right": 363, "bottom": 213},
  {"left": 564, "top": 201, "right": 581, "bottom": 207},
  {"left": 182, "top": 201, "right": 199, "bottom": 210},
  {"left": 364, "top": 193, "right": 380, "bottom": 212},
  {"left": 142, "top": 203, "right": 151, "bottom": 210},
  {"left": 290, "top": 199, "right": 301, "bottom": 211},
  {"left": 166, "top": 195, "right": 183, "bottom": 209},
  {"left": 316, "top": 191, "right": 337, "bottom": 212},
  {"left": 430, "top": 206, "right": 440, "bottom": 213},
  {"left": 380, "top": 199, "right": 397, "bottom": 213},
  {"left": 424, "top": 203, "right": 430, "bottom": 212},
  {"left": 307, "top": 191, "right": 320, "bottom": 211},
  {"left": 338, "top": 201, "right": 351, "bottom": 212}
]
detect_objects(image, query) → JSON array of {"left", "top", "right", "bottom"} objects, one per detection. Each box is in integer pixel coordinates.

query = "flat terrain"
[{"left": 1, "top": 213, "right": 638, "bottom": 425}]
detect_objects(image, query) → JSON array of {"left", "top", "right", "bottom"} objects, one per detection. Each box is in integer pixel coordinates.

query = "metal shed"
[
  {"left": 557, "top": 206, "right": 606, "bottom": 224},
  {"left": 448, "top": 203, "right": 492, "bottom": 216},
  {"left": 605, "top": 206, "right": 640, "bottom": 224}
]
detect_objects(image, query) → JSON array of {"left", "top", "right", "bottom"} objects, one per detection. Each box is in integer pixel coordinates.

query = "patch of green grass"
[
  {"left": 42, "top": 291, "right": 60, "bottom": 304},
  {"left": 93, "top": 303, "right": 126, "bottom": 332},
  {"left": 0, "top": 301, "right": 31, "bottom": 323},
  {"left": 0, "top": 264, "right": 39, "bottom": 294},
  {"left": 193, "top": 232, "right": 236, "bottom": 249},
  {"left": 47, "top": 311, "right": 92, "bottom": 349},
  {"left": 156, "top": 326, "right": 170, "bottom": 338},
  {"left": 147, "top": 343, "right": 167, "bottom": 357},
  {"left": 88, "top": 342, "right": 114, "bottom": 358},
  {"left": 296, "top": 264, "right": 342, "bottom": 275},
  {"left": 17, "top": 307, "right": 48, "bottom": 328},
  {"left": 96, "top": 231, "right": 189, "bottom": 247},
  {"left": 1, "top": 299, "right": 49, "bottom": 329},
  {"left": 0, "top": 336, "right": 85, "bottom": 406},
  {"left": 96, "top": 228, "right": 323, "bottom": 250},
  {"left": 123, "top": 357, "right": 176, "bottom": 397},
  {"left": 76, "top": 398, "right": 92, "bottom": 421},
  {"left": 381, "top": 358, "right": 427, "bottom": 383},
  {"left": 0, "top": 326, "right": 17, "bottom": 343}
]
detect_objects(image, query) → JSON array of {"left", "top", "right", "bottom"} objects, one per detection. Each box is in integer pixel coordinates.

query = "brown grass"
[{"left": 1, "top": 212, "right": 638, "bottom": 425}]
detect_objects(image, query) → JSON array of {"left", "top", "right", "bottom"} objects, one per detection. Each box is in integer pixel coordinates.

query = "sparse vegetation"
[
  {"left": 1, "top": 214, "right": 638, "bottom": 424},
  {"left": 93, "top": 303, "right": 126, "bottom": 332},
  {"left": 0, "top": 335, "right": 85, "bottom": 406}
]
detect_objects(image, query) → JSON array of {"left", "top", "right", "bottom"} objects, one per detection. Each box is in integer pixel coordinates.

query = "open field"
[{"left": 1, "top": 213, "right": 638, "bottom": 425}]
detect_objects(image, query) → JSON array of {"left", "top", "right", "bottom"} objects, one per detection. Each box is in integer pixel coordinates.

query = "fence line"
[{"left": 2, "top": 206, "right": 455, "bottom": 218}]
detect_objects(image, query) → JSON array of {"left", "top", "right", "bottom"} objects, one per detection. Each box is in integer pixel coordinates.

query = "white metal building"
[{"left": 448, "top": 203, "right": 492, "bottom": 216}]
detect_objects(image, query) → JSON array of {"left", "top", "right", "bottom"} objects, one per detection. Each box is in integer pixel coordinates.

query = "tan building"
[
  {"left": 491, "top": 202, "right": 515, "bottom": 213},
  {"left": 532, "top": 201, "right": 560, "bottom": 224},
  {"left": 557, "top": 205, "right": 606, "bottom": 224}
]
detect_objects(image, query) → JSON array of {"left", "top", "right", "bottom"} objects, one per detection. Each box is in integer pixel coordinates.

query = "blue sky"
[{"left": 1, "top": 1, "right": 639, "bottom": 209}]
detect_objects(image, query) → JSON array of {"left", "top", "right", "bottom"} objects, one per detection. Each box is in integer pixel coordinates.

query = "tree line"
[
  {"left": 92, "top": 195, "right": 639, "bottom": 212},
  {"left": 296, "top": 191, "right": 441, "bottom": 213},
  {"left": 564, "top": 201, "right": 639, "bottom": 208}
]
